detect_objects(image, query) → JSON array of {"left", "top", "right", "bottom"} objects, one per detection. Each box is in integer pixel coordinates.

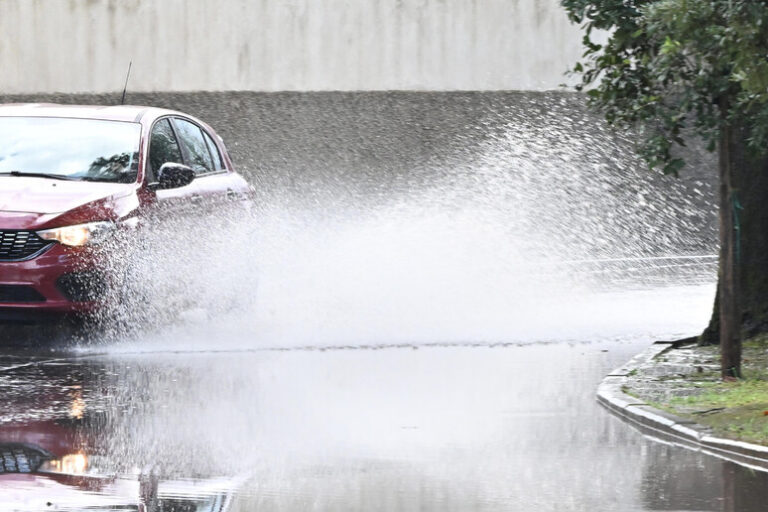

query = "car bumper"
[{"left": 0, "top": 243, "right": 102, "bottom": 321}]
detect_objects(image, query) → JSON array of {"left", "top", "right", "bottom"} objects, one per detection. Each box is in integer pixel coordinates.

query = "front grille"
[
  {"left": 0, "top": 443, "right": 52, "bottom": 473},
  {"left": 0, "top": 285, "right": 46, "bottom": 303},
  {"left": 0, "top": 230, "right": 51, "bottom": 261}
]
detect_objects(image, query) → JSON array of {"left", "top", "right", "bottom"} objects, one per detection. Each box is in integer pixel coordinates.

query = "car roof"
[{"left": 0, "top": 103, "right": 186, "bottom": 125}]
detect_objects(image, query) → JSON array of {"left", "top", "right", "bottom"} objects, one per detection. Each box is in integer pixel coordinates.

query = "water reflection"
[
  {"left": 0, "top": 341, "right": 766, "bottom": 511},
  {"left": 0, "top": 360, "right": 244, "bottom": 511},
  {"left": 640, "top": 446, "right": 768, "bottom": 511}
]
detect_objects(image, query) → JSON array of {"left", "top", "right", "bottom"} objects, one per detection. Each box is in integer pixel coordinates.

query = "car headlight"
[
  {"left": 37, "top": 221, "right": 115, "bottom": 247},
  {"left": 39, "top": 453, "right": 89, "bottom": 475}
]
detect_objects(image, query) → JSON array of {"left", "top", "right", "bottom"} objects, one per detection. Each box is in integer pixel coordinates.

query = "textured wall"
[{"left": 0, "top": 0, "right": 584, "bottom": 93}]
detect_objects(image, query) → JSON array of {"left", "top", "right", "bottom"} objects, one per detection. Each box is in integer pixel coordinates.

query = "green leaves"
[
  {"left": 660, "top": 36, "right": 682, "bottom": 55},
  {"left": 561, "top": 0, "right": 768, "bottom": 173}
]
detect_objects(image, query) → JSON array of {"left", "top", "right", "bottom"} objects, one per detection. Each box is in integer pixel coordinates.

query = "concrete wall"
[{"left": 0, "top": 0, "right": 584, "bottom": 93}]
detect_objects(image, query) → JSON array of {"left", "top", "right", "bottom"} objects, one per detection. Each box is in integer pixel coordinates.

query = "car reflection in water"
[{"left": 0, "top": 405, "right": 246, "bottom": 511}]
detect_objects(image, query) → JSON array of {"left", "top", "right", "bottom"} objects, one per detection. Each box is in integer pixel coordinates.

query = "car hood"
[{"left": 0, "top": 177, "right": 134, "bottom": 214}]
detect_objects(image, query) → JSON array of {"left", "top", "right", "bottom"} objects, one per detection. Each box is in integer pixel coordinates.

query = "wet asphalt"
[{"left": 0, "top": 325, "right": 767, "bottom": 511}]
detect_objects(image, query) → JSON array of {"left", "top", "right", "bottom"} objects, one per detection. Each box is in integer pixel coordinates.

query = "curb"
[{"left": 597, "top": 341, "right": 768, "bottom": 472}]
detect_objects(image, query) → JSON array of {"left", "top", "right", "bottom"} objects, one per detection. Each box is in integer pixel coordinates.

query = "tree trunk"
[
  {"left": 717, "top": 120, "right": 741, "bottom": 379},
  {"left": 701, "top": 117, "right": 768, "bottom": 377}
]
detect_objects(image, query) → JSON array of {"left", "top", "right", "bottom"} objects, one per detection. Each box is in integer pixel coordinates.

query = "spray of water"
[{"left": 79, "top": 101, "right": 717, "bottom": 353}]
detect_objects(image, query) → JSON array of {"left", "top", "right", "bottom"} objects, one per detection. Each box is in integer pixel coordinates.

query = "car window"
[
  {"left": 203, "top": 131, "right": 225, "bottom": 171},
  {"left": 173, "top": 118, "right": 214, "bottom": 175},
  {"left": 0, "top": 117, "right": 141, "bottom": 183},
  {"left": 149, "top": 119, "right": 183, "bottom": 180}
]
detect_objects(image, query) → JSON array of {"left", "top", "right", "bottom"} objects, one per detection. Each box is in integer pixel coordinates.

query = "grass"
[
  {"left": 632, "top": 336, "right": 768, "bottom": 446},
  {"left": 665, "top": 379, "right": 768, "bottom": 445},
  {"left": 671, "top": 379, "right": 768, "bottom": 408}
]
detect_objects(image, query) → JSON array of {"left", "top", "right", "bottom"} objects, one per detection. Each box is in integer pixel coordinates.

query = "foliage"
[{"left": 561, "top": 0, "right": 768, "bottom": 175}]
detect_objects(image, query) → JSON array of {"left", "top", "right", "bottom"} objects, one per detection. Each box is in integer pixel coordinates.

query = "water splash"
[{"left": 87, "top": 97, "right": 717, "bottom": 353}]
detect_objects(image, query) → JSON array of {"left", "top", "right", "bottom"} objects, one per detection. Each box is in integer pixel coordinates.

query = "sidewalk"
[{"left": 598, "top": 338, "right": 768, "bottom": 471}]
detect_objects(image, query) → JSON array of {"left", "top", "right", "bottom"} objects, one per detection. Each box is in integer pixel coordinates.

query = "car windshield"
[{"left": 0, "top": 116, "right": 141, "bottom": 183}]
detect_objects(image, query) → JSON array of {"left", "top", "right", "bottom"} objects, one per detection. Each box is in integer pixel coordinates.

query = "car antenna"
[{"left": 120, "top": 60, "right": 132, "bottom": 105}]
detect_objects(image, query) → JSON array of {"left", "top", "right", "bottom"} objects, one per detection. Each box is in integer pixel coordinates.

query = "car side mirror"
[{"left": 153, "top": 163, "right": 195, "bottom": 190}]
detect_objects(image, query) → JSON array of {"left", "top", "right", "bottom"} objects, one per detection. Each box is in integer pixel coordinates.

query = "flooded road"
[{"left": 2, "top": 292, "right": 767, "bottom": 511}]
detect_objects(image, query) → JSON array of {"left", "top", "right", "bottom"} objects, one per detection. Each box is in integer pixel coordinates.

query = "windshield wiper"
[{"left": 0, "top": 171, "right": 80, "bottom": 181}]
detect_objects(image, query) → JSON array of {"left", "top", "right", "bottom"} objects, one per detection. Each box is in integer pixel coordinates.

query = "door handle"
[{"left": 226, "top": 189, "right": 237, "bottom": 200}]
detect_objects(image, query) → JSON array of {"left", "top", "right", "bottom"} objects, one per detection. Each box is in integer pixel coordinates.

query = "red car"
[{"left": 0, "top": 104, "right": 252, "bottom": 323}]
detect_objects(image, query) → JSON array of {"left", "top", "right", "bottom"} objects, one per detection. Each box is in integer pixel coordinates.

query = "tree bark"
[
  {"left": 732, "top": 139, "right": 768, "bottom": 339},
  {"left": 700, "top": 94, "right": 768, "bottom": 378},
  {"left": 717, "top": 120, "right": 741, "bottom": 379}
]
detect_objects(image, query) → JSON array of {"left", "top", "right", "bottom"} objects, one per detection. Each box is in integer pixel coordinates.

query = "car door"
[
  {"left": 170, "top": 117, "right": 242, "bottom": 209},
  {"left": 146, "top": 117, "right": 201, "bottom": 215}
]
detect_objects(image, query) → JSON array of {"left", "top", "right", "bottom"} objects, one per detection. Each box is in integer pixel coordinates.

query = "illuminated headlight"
[
  {"left": 39, "top": 453, "right": 89, "bottom": 475},
  {"left": 37, "top": 221, "right": 115, "bottom": 247}
]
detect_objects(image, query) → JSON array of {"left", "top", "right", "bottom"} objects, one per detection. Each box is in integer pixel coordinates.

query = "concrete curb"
[{"left": 598, "top": 342, "right": 768, "bottom": 472}]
